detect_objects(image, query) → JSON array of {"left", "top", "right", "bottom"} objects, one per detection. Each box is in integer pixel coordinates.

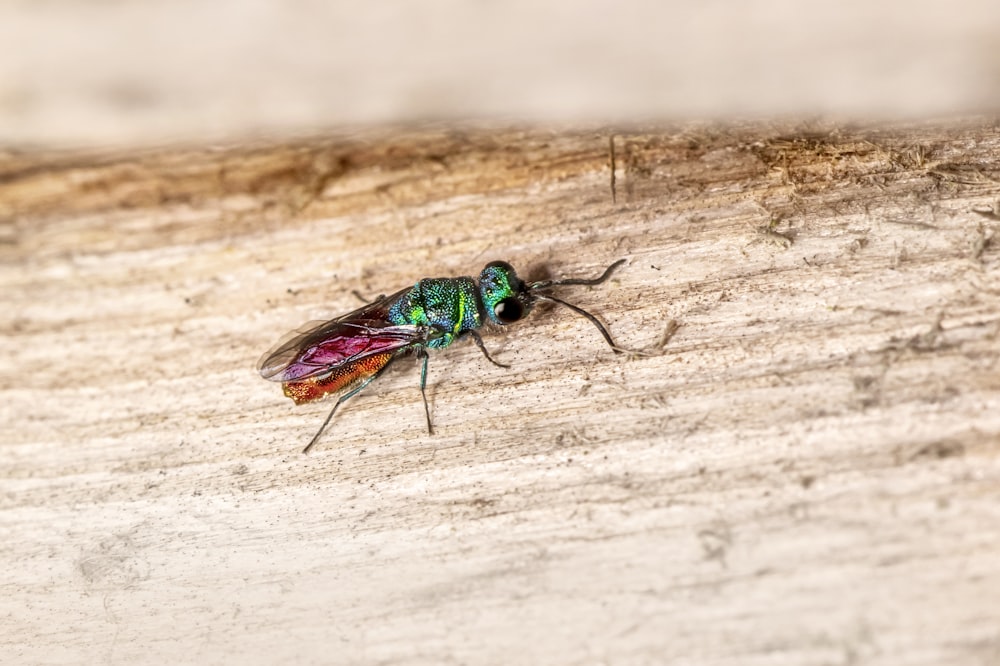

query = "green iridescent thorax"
[{"left": 387, "top": 276, "right": 483, "bottom": 349}]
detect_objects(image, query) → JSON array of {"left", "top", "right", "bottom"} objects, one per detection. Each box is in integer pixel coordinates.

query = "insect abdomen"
[{"left": 282, "top": 352, "right": 394, "bottom": 404}]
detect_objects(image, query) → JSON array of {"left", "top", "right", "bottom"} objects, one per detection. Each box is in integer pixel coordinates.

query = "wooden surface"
[
  {"left": 3, "top": 1, "right": 1000, "bottom": 146},
  {"left": 2, "top": 123, "right": 1000, "bottom": 664}
]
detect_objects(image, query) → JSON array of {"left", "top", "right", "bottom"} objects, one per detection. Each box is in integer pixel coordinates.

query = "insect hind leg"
[
  {"left": 303, "top": 369, "right": 387, "bottom": 454},
  {"left": 351, "top": 289, "right": 387, "bottom": 305}
]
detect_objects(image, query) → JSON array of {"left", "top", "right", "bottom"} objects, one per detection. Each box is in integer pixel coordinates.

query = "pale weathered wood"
[
  {"left": 4, "top": 2, "right": 1000, "bottom": 146},
  {"left": 2, "top": 123, "right": 1000, "bottom": 665}
]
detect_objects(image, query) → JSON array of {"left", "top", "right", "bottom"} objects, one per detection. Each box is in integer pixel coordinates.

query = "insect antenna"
[
  {"left": 530, "top": 259, "right": 650, "bottom": 356},
  {"left": 531, "top": 292, "right": 622, "bottom": 352},
  {"left": 529, "top": 258, "right": 626, "bottom": 291},
  {"left": 529, "top": 259, "right": 623, "bottom": 353}
]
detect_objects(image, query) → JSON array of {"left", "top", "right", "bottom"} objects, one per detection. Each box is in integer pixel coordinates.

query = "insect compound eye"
[
  {"left": 492, "top": 297, "right": 524, "bottom": 324},
  {"left": 479, "top": 260, "right": 529, "bottom": 325}
]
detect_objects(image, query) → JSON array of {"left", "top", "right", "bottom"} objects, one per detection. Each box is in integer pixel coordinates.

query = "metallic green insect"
[{"left": 259, "top": 260, "right": 628, "bottom": 452}]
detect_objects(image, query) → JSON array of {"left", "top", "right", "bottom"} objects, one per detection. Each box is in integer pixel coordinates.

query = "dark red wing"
[{"left": 257, "top": 288, "right": 425, "bottom": 383}]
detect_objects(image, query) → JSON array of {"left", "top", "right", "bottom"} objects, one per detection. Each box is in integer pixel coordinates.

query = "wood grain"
[{"left": 2, "top": 123, "right": 1000, "bottom": 665}]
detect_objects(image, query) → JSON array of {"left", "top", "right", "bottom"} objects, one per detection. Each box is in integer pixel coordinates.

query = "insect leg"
[
  {"left": 351, "top": 290, "right": 387, "bottom": 305},
  {"left": 468, "top": 329, "right": 510, "bottom": 369},
  {"left": 303, "top": 369, "right": 386, "bottom": 454},
  {"left": 417, "top": 348, "right": 434, "bottom": 435}
]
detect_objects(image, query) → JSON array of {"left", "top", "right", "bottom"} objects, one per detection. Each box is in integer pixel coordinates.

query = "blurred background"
[{"left": 2, "top": 0, "right": 999, "bottom": 148}]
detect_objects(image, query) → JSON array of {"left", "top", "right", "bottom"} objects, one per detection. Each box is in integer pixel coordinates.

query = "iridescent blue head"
[
  {"left": 478, "top": 261, "right": 533, "bottom": 325},
  {"left": 476, "top": 259, "right": 629, "bottom": 356}
]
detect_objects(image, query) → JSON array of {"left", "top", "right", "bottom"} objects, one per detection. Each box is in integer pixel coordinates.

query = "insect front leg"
[{"left": 468, "top": 330, "right": 510, "bottom": 369}]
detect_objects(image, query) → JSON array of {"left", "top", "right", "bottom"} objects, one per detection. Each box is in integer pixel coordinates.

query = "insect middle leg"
[{"left": 417, "top": 348, "right": 433, "bottom": 435}]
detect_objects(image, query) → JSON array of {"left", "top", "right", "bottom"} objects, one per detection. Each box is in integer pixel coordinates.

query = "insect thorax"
[{"left": 387, "top": 276, "right": 483, "bottom": 348}]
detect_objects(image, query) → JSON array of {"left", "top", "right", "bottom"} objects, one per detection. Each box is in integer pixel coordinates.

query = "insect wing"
[
  {"left": 280, "top": 346, "right": 401, "bottom": 405},
  {"left": 258, "top": 288, "right": 425, "bottom": 382}
]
